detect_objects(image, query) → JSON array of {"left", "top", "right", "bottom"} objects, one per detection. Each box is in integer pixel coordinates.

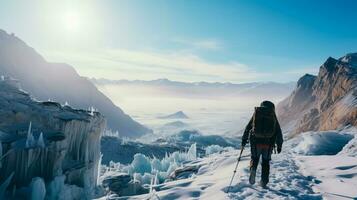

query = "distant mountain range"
[
  {"left": 0, "top": 29, "right": 151, "bottom": 138},
  {"left": 277, "top": 53, "right": 357, "bottom": 136},
  {"left": 91, "top": 78, "right": 295, "bottom": 99},
  {"left": 92, "top": 78, "right": 294, "bottom": 89}
]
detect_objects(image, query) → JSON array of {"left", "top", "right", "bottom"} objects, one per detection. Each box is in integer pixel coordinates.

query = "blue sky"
[{"left": 0, "top": 0, "right": 356, "bottom": 83}]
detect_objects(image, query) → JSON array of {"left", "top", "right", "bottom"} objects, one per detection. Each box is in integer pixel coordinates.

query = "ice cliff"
[{"left": 0, "top": 77, "right": 106, "bottom": 199}]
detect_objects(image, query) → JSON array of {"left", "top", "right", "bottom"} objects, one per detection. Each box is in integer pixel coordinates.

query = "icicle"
[
  {"left": 12, "top": 185, "right": 16, "bottom": 198},
  {"left": 149, "top": 176, "right": 154, "bottom": 194},
  {"left": 187, "top": 143, "right": 197, "bottom": 160},
  {"left": 84, "top": 142, "right": 89, "bottom": 164},
  {"left": 0, "top": 172, "right": 14, "bottom": 199},
  {"left": 148, "top": 172, "right": 159, "bottom": 200},
  {"left": 97, "top": 153, "right": 103, "bottom": 185},
  {"left": 37, "top": 132, "right": 45, "bottom": 148},
  {"left": 89, "top": 106, "right": 95, "bottom": 116},
  {"left": 0, "top": 142, "right": 2, "bottom": 168},
  {"left": 154, "top": 171, "right": 158, "bottom": 185},
  {"left": 26, "top": 122, "right": 35, "bottom": 148},
  {"left": 28, "top": 121, "right": 32, "bottom": 135}
]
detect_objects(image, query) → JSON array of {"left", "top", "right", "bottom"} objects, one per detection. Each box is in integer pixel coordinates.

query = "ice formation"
[
  {"left": 0, "top": 79, "right": 106, "bottom": 199},
  {"left": 0, "top": 141, "right": 2, "bottom": 168},
  {"left": 37, "top": 132, "right": 45, "bottom": 148},
  {"left": 100, "top": 143, "right": 198, "bottom": 191},
  {"left": 205, "top": 145, "right": 224, "bottom": 155},
  {"left": 25, "top": 122, "right": 36, "bottom": 148},
  {"left": 30, "top": 177, "right": 46, "bottom": 200}
]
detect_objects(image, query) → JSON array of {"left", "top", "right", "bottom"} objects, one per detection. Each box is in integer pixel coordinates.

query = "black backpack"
[{"left": 252, "top": 106, "right": 276, "bottom": 139}]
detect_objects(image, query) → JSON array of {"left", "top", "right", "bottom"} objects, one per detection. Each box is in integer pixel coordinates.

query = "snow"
[
  {"left": 290, "top": 131, "right": 353, "bottom": 155},
  {"left": 297, "top": 155, "right": 357, "bottom": 199},
  {"left": 96, "top": 127, "right": 357, "bottom": 200},
  {"left": 338, "top": 126, "right": 357, "bottom": 156},
  {"left": 97, "top": 150, "right": 321, "bottom": 200}
]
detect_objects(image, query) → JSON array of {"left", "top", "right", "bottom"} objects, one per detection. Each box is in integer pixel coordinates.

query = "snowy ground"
[
  {"left": 99, "top": 150, "right": 321, "bottom": 200},
  {"left": 97, "top": 128, "right": 357, "bottom": 200},
  {"left": 297, "top": 155, "right": 357, "bottom": 199}
]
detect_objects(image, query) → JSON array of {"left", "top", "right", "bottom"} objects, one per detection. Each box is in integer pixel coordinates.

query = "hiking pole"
[{"left": 226, "top": 145, "right": 245, "bottom": 193}]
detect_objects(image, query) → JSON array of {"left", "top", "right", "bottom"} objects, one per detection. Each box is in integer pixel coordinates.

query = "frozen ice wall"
[
  {"left": 0, "top": 78, "right": 106, "bottom": 199},
  {"left": 100, "top": 143, "right": 198, "bottom": 188}
]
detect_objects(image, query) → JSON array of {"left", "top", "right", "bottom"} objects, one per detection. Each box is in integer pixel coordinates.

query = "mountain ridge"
[
  {"left": 277, "top": 52, "right": 357, "bottom": 136},
  {"left": 0, "top": 29, "right": 151, "bottom": 138}
]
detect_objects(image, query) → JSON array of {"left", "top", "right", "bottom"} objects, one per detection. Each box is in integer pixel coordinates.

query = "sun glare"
[{"left": 62, "top": 11, "right": 81, "bottom": 32}]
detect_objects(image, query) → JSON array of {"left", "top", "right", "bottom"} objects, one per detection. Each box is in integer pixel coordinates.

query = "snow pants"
[{"left": 250, "top": 143, "right": 272, "bottom": 184}]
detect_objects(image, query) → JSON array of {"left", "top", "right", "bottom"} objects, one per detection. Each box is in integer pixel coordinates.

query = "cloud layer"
[{"left": 44, "top": 48, "right": 267, "bottom": 83}]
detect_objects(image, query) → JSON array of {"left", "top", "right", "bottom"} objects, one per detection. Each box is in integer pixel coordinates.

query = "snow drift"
[{"left": 290, "top": 130, "right": 353, "bottom": 155}]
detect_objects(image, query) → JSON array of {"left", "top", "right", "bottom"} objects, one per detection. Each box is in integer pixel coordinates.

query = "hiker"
[{"left": 241, "top": 100, "right": 283, "bottom": 188}]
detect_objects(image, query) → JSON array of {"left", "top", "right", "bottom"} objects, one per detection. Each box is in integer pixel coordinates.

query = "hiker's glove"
[
  {"left": 277, "top": 146, "right": 282, "bottom": 154},
  {"left": 241, "top": 139, "right": 248, "bottom": 147}
]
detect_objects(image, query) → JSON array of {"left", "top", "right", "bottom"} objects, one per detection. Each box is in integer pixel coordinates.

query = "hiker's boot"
[
  {"left": 249, "top": 159, "right": 258, "bottom": 185},
  {"left": 260, "top": 180, "right": 268, "bottom": 189},
  {"left": 261, "top": 159, "right": 270, "bottom": 188}
]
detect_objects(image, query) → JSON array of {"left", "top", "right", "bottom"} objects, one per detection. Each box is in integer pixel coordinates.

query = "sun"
[{"left": 62, "top": 11, "right": 81, "bottom": 32}]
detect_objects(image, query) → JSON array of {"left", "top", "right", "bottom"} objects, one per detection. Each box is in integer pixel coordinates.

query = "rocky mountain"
[
  {"left": 277, "top": 53, "right": 357, "bottom": 137},
  {"left": 0, "top": 77, "right": 105, "bottom": 199},
  {"left": 0, "top": 29, "right": 151, "bottom": 138}
]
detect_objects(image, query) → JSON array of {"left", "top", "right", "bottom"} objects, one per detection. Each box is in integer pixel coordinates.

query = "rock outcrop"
[
  {"left": 0, "top": 77, "right": 105, "bottom": 199},
  {"left": 277, "top": 53, "right": 357, "bottom": 137},
  {"left": 0, "top": 29, "right": 151, "bottom": 138}
]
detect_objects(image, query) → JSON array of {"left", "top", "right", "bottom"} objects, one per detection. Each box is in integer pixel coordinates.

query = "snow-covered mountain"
[
  {"left": 277, "top": 53, "right": 357, "bottom": 136},
  {"left": 92, "top": 78, "right": 295, "bottom": 99},
  {"left": 0, "top": 77, "right": 105, "bottom": 199},
  {"left": 0, "top": 29, "right": 151, "bottom": 138}
]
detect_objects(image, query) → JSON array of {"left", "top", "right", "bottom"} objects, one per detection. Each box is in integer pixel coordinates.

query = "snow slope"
[
  {"left": 97, "top": 151, "right": 321, "bottom": 200},
  {"left": 96, "top": 128, "right": 357, "bottom": 200},
  {"left": 297, "top": 155, "right": 357, "bottom": 199}
]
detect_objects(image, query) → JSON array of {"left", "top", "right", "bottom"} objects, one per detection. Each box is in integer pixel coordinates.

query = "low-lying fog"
[{"left": 93, "top": 79, "right": 294, "bottom": 136}]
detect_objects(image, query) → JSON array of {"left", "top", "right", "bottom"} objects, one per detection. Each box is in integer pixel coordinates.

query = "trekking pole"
[{"left": 226, "top": 145, "right": 245, "bottom": 193}]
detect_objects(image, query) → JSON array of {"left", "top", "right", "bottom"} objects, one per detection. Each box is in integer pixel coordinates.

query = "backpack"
[{"left": 252, "top": 106, "right": 277, "bottom": 139}]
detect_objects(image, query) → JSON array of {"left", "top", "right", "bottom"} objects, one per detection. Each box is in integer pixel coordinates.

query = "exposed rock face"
[
  {"left": 102, "top": 173, "right": 148, "bottom": 196},
  {"left": 0, "top": 29, "right": 151, "bottom": 138},
  {"left": 0, "top": 78, "right": 105, "bottom": 198},
  {"left": 277, "top": 53, "right": 357, "bottom": 136}
]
